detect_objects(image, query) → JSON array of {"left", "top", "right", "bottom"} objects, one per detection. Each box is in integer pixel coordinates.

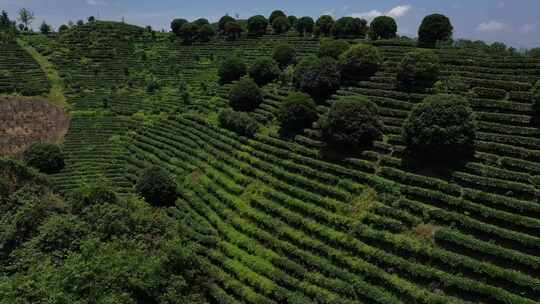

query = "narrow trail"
[{"left": 17, "top": 38, "right": 69, "bottom": 109}]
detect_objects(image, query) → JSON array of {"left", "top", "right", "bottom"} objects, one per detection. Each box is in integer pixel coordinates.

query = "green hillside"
[{"left": 2, "top": 14, "right": 540, "bottom": 304}]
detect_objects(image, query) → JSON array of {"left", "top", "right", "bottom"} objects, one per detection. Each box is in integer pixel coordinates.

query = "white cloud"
[
  {"left": 476, "top": 20, "right": 508, "bottom": 32},
  {"left": 518, "top": 24, "right": 536, "bottom": 34},
  {"left": 86, "top": 0, "right": 108, "bottom": 6},
  {"left": 352, "top": 4, "right": 411, "bottom": 20}
]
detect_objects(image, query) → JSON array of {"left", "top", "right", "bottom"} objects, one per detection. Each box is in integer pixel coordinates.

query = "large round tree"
[
  {"left": 170, "top": 18, "right": 188, "bottom": 36},
  {"left": 218, "top": 15, "right": 235, "bottom": 34},
  {"left": 369, "top": 16, "right": 397, "bottom": 40},
  {"left": 269, "top": 10, "right": 287, "bottom": 25},
  {"left": 272, "top": 43, "right": 296, "bottom": 68},
  {"left": 218, "top": 56, "right": 247, "bottom": 84},
  {"left": 332, "top": 17, "right": 368, "bottom": 39},
  {"left": 23, "top": 143, "right": 65, "bottom": 174},
  {"left": 278, "top": 92, "right": 318, "bottom": 135},
  {"left": 249, "top": 57, "right": 281, "bottom": 86},
  {"left": 135, "top": 166, "right": 177, "bottom": 207},
  {"left": 272, "top": 16, "right": 291, "bottom": 34},
  {"left": 293, "top": 55, "right": 341, "bottom": 102},
  {"left": 403, "top": 94, "right": 476, "bottom": 162},
  {"left": 315, "top": 15, "right": 335, "bottom": 36},
  {"left": 418, "top": 14, "right": 453, "bottom": 46},
  {"left": 296, "top": 16, "right": 315, "bottom": 36},
  {"left": 247, "top": 15, "right": 268, "bottom": 37},
  {"left": 339, "top": 44, "right": 382, "bottom": 81},
  {"left": 322, "top": 96, "right": 384, "bottom": 148},
  {"left": 397, "top": 49, "right": 440, "bottom": 89},
  {"left": 318, "top": 39, "right": 350, "bottom": 59},
  {"left": 229, "top": 77, "right": 264, "bottom": 112}
]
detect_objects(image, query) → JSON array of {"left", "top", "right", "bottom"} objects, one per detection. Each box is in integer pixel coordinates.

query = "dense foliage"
[
  {"left": 315, "top": 15, "right": 334, "bottom": 36},
  {"left": 403, "top": 94, "right": 477, "bottom": 161},
  {"left": 272, "top": 16, "right": 291, "bottom": 34},
  {"left": 269, "top": 10, "right": 287, "bottom": 25},
  {"left": 397, "top": 49, "right": 440, "bottom": 89},
  {"left": 135, "top": 166, "right": 178, "bottom": 206},
  {"left": 247, "top": 15, "right": 268, "bottom": 37},
  {"left": 418, "top": 14, "right": 453, "bottom": 46},
  {"left": 228, "top": 77, "right": 264, "bottom": 111},
  {"left": 293, "top": 56, "right": 341, "bottom": 102},
  {"left": 249, "top": 57, "right": 281, "bottom": 86},
  {"left": 23, "top": 143, "right": 65, "bottom": 174},
  {"left": 218, "top": 15, "right": 235, "bottom": 34},
  {"left": 171, "top": 18, "right": 188, "bottom": 36},
  {"left": 318, "top": 39, "right": 350, "bottom": 59},
  {"left": 272, "top": 43, "right": 296, "bottom": 68},
  {"left": 224, "top": 21, "right": 243, "bottom": 40},
  {"left": 533, "top": 81, "right": 540, "bottom": 117},
  {"left": 321, "top": 96, "right": 384, "bottom": 148},
  {"left": 339, "top": 44, "right": 382, "bottom": 81},
  {"left": 218, "top": 56, "right": 247, "bottom": 84},
  {"left": 219, "top": 109, "right": 260, "bottom": 137},
  {"left": 278, "top": 92, "right": 318, "bottom": 135},
  {"left": 369, "top": 16, "right": 397, "bottom": 40},
  {"left": 296, "top": 16, "right": 314, "bottom": 35},
  {"left": 332, "top": 17, "right": 368, "bottom": 39}
]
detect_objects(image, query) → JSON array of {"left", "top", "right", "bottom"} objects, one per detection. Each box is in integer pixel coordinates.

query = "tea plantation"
[{"left": 1, "top": 11, "right": 540, "bottom": 304}]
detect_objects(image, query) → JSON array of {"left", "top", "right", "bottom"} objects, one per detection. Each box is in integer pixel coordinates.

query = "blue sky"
[{"left": 1, "top": 0, "right": 538, "bottom": 48}]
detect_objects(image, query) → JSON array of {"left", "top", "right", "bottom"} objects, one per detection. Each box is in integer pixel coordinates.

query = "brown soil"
[{"left": 0, "top": 96, "right": 69, "bottom": 156}]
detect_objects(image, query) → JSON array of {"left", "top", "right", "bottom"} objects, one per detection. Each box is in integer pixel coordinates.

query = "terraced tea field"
[{"left": 2, "top": 20, "right": 540, "bottom": 304}]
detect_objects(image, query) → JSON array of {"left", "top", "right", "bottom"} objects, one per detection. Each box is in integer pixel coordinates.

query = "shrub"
[
  {"left": 332, "top": 17, "right": 368, "bottom": 39},
  {"left": 272, "top": 16, "right": 291, "bottom": 34},
  {"left": 339, "top": 44, "right": 382, "bottom": 81},
  {"left": 434, "top": 75, "right": 468, "bottom": 95},
  {"left": 278, "top": 92, "right": 318, "bottom": 134},
  {"left": 224, "top": 21, "right": 243, "bottom": 40},
  {"left": 533, "top": 81, "right": 540, "bottom": 116},
  {"left": 249, "top": 57, "right": 281, "bottom": 86},
  {"left": 293, "top": 56, "right": 341, "bottom": 102},
  {"left": 296, "top": 16, "right": 314, "bottom": 35},
  {"left": 369, "top": 16, "right": 397, "bottom": 40},
  {"left": 229, "top": 77, "right": 264, "bottom": 111},
  {"left": 23, "top": 143, "right": 65, "bottom": 174},
  {"left": 219, "top": 109, "right": 259, "bottom": 137},
  {"left": 247, "top": 15, "right": 268, "bottom": 37},
  {"left": 269, "top": 10, "right": 287, "bottom": 25},
  {"left": 272, "top": 43, "right": 296, "bottom": 68},
  {"left": 418, "top": 14, "right": 453, "bottom": 46},
  {"left": 315, "top": 15, "right": 334, "bottom": 36},
  {"left": 403, "top": 94, "right": 476, "bottom": 161},
  {"left": 135, "top": 166, "right": 177, "bottom": 207},
  {"left": 321, "top": 96, "right": 384, "bottom": 148},
  {"left": 218, "top": 15, "right": 235, "bottom": 33},
  {"left": 218, "top": 56, "right": 247, "bottom": 84},
  {"left": 171, "top": 18, "right": 188, "bottom": 36},
  {"left": 397, "top": 49, "right": 440, "bottom": 89},
  {"left": 318, "top": 39, "right": 350, "bottom": 59}
]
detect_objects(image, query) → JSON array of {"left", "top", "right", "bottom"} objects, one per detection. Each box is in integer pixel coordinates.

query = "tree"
[
  {"left": 315, "top": 15, "right": 334, "bottom": 36},
  {"left": 272, "top": 43, "right": 296, "bottom": 68},
  {"left": 528, "top": 48, "right": 540, "bottom": 59},
  {"left": 179, "top": 22, "right": 199, "bottom": 44},
  {"left": 229, "top": 77, "right": 264, "bottom": 112},
  {"left": 278, "top": 92, "right": 318, "bottom": 135},
  {"left": 17, "top": 8, "right": 34, "bottom": 31},
  {"left": 288, "top": 15, "right": 298, "bottom": 28},
  {"left": 296, "top": 16, "right": 314, "bottom": 36},
  {"left": 332, "top": 17, "right": 368, "bottom": 39},
  {"left": 218, "top": 56, "right": 247, "bottom": 84},
  {"left": 321, "top": 96, "right": 384, "bottom": 148},
  {"left": 224, "top": 21, "right": 243, "bottom": 40},
  {"left": 269, "top": 10, "right": 287, "bottom": 25},
  {"left": 171, "top": 18, "right": 188, "bottom": 36},
  {"left": 369, "top": 16, "right": 397, "bottom": 40},
  {"left": 418, "top": 14, "right": 453, "bottom": 47},
  {"left": 397, "top": 49, "right": 440, "bottom": 89},
  {"left": 58, "top": 24, "right": 69, "bottom": 33},
  {"left": 249, "top": 57, "right": 281, "bottom": 86},
  {"left": 198, "top": 24, "right": 215, "bottom": 42},
  {"left": 218, "top": 15, "right": 235, "bottom": 34},
  {"left": 293, "top": 56, "right": 341, "bottom": 102},
  {"left": 23, "top": 143, "right": 65, "bottom": 174},
  {"left": 272, "top": 16, "right": 291, "bottom": 34},
  {"left": 0, "top": 10, "right": 16, "bottom": 33},
  {"left": 318, "top": 39, "right": 350, "bottom": 59},
  {"left": 135, "top": 166, "right": 177, "bottom": 206},
  {"left": 76, "top": 20, "right": 84, "bottom": 26},
  {"left": 533, "top": 81, "right": 540, "bottom": 118},
  {"left": 219, "top": 109, "right": 260, "bottom": 137},
  {"left": 193, "top": 18, "right": 210, "bottom": 27},
  {"left": 88, "top": 16, "right": 96, "bottom": 23},
  {"left": 39, "top": 22, "right": 51, "bottom": 35},
  {"left": 339, "top": 44, "right": 382, "bottom": 82},
  {"left": 247, "top": 15, "right": 268, "bottom": 37},
  {"left": 403, "top": 94, "right": 476, "bottom": 162}
]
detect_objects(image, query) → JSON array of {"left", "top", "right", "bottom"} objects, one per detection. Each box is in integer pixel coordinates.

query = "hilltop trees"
[
  {"left": 224, "top": 21, "right": 243, "bottom": 40},
  {"left": 296, "top": 16, "right": 315, "bottom": 36},
  {"left": 339, "top": 44, "right": 382, "bottom": 81},
  {"left": 273, "top": 43, "right": 296, "bottom": 68},
  {"left": 218, "top": 56, "right": 247, "bottom": 84},
  {"left": 278, "top": 92, "right": 318, "bottom": 135},
  {"left": 39, "top": 22, "right": 52, "bottom": 35},
  {"left": 332, "top": 17, "right": 368, "bottom": 39},
  {"left": 397, "top": 49, "right": 440, "bottom": 89},
  {"left": 318, "top": 39, "right": 350, "bottom": 59},
  {"left": 229, "top": 77, "right": 264, "bottom": 112},
  {"left": 322, "top": 96, "right": 384, "bottom": 148},
  {"left": 23, "top": 143, "right": 65, "bottom": 174},
  {"left": 249, "top": 57, "right": 281, "bottom": 86},
  {"left": 269, "top": 10, "right": 287, "bottom": 25},
  {"left": 135, "top": 166, "right": 177, "bottom": 206},
  {"left": 369, "top": 16, "right": 397, "bottom": 40},
  {"left": 403, "top": 94, "right": 476, "bottom": 161},
  {"left": 171, "top": 18, "right": 188, "bottom": 36},
  {"left": 418, "top": 14, "right": 453, "bottom": 46},
  {"left": 293, "top": 56, "right": 341, "bottom": 102},
  {"left": 272, "top": 16, "right": 291, "bottom": 34},
  {"left": 247, "top": 15, "right": 268, "bottom": 37},
  {"left": 178, "top": 22, "right": 199, "bottom": 43},
  {"left": 218, "top": 15, "right": 235, "bottom": 34},
  {"left": 315, "top": 15, "right": 334, "bottom": 36}
]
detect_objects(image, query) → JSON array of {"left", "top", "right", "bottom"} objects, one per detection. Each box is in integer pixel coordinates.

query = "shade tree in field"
[
  {"left": 171, "top": 18, "right": 188, "bottom": 36},
  {"left": 224, "top": 21, "right": 243, "bottom": 40},
  {"left": 318, "top": 39, "right": 350, "bottom": 59},
  {"left": 228, "top": 77, "right": 264, "bottom": 112},
  {"left": 296, "top": 16, "right": 315, "bottom": 36},
  {"left": 293, "top": 55, "right": 341, "bottom": 102},
  {"left": 418, "top": 14, "right": 453, "bottom": 47},
  {"left": 288, "top": 15, "right": 298, "bottom": 28},
  {"left": 397, "top": 49, "right": 440, "bottom": 89},
  {"left": 339, "top": 44, "right": 382, "bottom": 82},
  {"left": 249, "top": 57, "right": 281, "bottom": 86},
  {"left": 321, "top": 96, "right": 384, "bottom": 148},
  {"left": 269, "top": 10, "right": 287, "bottom": 25},
  {"left": 17, "top": 8, "right": 34, "bottom": 31},
  {"left": 368, "top": 16, "right": 397, "bottom": 40},
  {"left": 219, "top": 109, "right": 260, "bottom": 137},
  {"left": 272, "top": 16, "right": 291, "bottom": 34},
  {"left": 315, "top": 15, "right": 334, "bottom": 36},
  {"left": 247, "top": 15, "right": 268, "bottom": 37},
  {"left": 218, "top": 56, "right": 247, "bottom": 84},
  {"left": 403, "top": 94, "right": 477, "bottom": 162},
  {"left": 23, "top": 143, "right": 65, "bottom": 174},
  {"left": 135, "top": 166, "right": 177, "bottom": 206},
  {"left": 218, "top": 15, "right": 235, "bottom": 34},
  {"left": 272, "top": 43, "right": 296, "bottom": 69},
  {"left": 39, "top": 21, "right": 51, "bottom": 35},
  {"left": 278, "top": 92, "right": 318, "bottom": 136}
]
